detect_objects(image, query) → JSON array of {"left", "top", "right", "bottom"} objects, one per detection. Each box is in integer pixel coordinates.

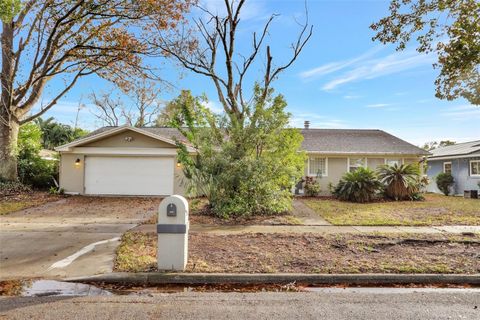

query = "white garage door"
[{"left": 85, "top": 156, "right": 174, "bottom": 195}]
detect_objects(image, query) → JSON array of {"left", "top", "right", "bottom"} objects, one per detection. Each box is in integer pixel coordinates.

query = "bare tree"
[
  {"left": 0, "top": 0, "right": 193, "bottom": 180},
  {"left": 89, "top": 81, "right": 162, "bottom": 127},
  {"left": 157, "top": 0, "right": 313, "bottom": 129}
]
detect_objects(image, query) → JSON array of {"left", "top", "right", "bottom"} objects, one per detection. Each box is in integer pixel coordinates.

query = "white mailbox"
[{"left": 157, "top": 195, "right": 189, "bottom": 271}]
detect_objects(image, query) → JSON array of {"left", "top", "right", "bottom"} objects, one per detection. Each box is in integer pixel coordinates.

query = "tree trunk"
[
  {"left": 0, "top": 117, "right": 19, "bottom": 181},
  {"left": 1, "top": 21, "right": 19, "bottom": 181}
]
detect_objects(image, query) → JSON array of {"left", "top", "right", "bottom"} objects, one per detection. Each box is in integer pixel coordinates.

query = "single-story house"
[
  {"left": 426, "top": 140, "right": 480, "bottom": 195},
  {"left": 55, "top": 124, "right": 429, "bottom": 196}
]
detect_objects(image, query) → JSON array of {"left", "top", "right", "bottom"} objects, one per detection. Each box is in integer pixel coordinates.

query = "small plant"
[
  {"left": 333, "top": 167, "right": 383, "bottom": 203},
  {"left": 48, "top": 186, "right": 65, "bottom": 195},
  {"left": 304, "top": 177, "right": 321, "bottom": 197},
  {"left": 377, "top": 163, "right": 421, "bottom": 201},
  {"left": 436, "top": 173, "right": 454, "bottom": 196},
  {"left": 327, "top": 182, "right": 335, "bottom": 194}
]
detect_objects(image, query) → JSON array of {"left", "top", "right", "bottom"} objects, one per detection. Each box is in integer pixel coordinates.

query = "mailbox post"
[{"left": 157, "top": 195, "right": 189, "bottom": 271}]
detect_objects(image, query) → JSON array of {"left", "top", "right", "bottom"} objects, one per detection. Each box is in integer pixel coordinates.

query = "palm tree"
[{"left": 377, "top": 163, "right": 420, "bottom": 200}]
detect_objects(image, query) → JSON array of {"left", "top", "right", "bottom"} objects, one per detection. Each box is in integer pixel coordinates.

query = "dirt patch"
[
  {"left": 115, "top": 231, "right": 480, "bottom": 274},
  {"left": 2, "top": 196, "right": 161, "bottom": 223},
  {"left": 0, "top": 192, "right": 61, "bottom": 215}
]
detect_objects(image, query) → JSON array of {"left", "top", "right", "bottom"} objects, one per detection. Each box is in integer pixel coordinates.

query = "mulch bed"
[{"left": 115, "top": 232, "right": 480, "bottom": 274}]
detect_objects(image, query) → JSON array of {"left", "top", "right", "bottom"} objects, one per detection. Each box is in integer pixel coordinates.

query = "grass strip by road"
[
  {"left": 114, "top": 231, "right": 480, "bottom": 274},
  {"left": 303, "top": 194, "right": 480, "bottom": 226}
]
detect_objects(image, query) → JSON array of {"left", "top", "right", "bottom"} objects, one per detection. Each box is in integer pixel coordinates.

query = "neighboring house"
[
  {"left": 55, "top": 124, "right": 429, "bottom": 196},
  {"left": 426, "top": 140, "right": 480, "bottom": 195},
  {"left": 298, "top": 126, "right": 430, "bottom": 195}
]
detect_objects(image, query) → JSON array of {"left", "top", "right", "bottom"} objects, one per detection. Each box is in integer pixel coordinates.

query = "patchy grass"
[
  {"left": 114, "top": 231, "right": 480, "bottom": 274},
  {"left": 303, "top": 193, "right": 480, "bottom": 226},
  {"left": 114, "top": 232, "right": 157, "bottom": 272},
  {"left": 0, "top": 192, "right": 61, "bottom": 216}
]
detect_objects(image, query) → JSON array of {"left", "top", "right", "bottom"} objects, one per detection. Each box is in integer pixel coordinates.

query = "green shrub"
[
  {"left": 17, "top": 122, "right": 58, "bottom": 189},
  {"left": 377, "top": 163, "right": 421, "bottom": 201},
  {"left": 436, "top": 173, "right": 454, "bottom": 196},
  {"left": 333, "top": 167, "right": 383, "bottom": 203},
  {"left": 304, "top": 176, "right": 321, "bottom": 197}
]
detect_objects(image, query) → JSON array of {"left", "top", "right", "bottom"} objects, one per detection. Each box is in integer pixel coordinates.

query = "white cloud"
[
  {"left": 441, "top": 105, "right": 480, "bottom": 120},
  {"left": 343, "top": 94, "right": 362, "bottom": 100},
  {"left": 366, "top": 103, "right": 390, "bottom": 108},
  {"left": 299, "top": 47, "right": 382, "bottom": 79},
  {"left": 322, "top": 51, "right": 436, "bottom": 91},
  {"left": 203, "top": 100, "right": 224, "bottom": 114}
]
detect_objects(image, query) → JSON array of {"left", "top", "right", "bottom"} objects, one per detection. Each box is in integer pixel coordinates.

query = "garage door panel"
[{"left": 85, "top": 156, "right": 174, "bottom": 195}]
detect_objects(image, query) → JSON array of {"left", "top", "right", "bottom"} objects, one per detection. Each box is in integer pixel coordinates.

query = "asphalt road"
[{"left": 0, "top": 289, "right": 479, "bottom": 319}]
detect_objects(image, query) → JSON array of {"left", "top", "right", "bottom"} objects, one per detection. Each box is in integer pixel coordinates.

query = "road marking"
[{"left": 47, "top": 237, "right": 120, "bottom": 270}]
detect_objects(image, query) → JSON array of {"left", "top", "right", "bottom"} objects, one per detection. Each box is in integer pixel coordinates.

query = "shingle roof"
[
  {"left": 428, "top": 140, "right": 480, "bottom": 159},
  {"left": 300, "top": 129, "right": 429, "bottom": 155},
  {"left": 74, "top": 126, "right": 429, "bottom": 155}
]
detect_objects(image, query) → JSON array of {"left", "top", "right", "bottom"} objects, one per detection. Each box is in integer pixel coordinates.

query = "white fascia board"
[
  {"left": 64, "top": 147, "right": 179, "bottom": 156},
  {"left": 55, "top": 125, "right": 197, "bottom": 152}
]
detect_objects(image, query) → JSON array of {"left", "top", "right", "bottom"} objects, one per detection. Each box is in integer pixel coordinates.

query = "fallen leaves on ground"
[{"left": 114, "top": 231, "right": 480, "bottom": 274}]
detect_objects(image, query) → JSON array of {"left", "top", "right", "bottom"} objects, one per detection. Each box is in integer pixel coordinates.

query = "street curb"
[{"left": 66, "top": 273, "right": 480, "bottom": 286}]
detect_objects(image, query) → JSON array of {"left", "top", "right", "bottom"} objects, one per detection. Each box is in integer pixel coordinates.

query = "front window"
[
  {"left": 349, "top": 158, "right": 365, "bottom": 172},
  {"left": 470, "top": 160, "right": 480, "bottom": 176},
  {"left": 309, "top": 157, "right": 327, "bottom": 176},
  {"left": 386, "top": 158, "right": 402, "bottom": 166},
  {"left": 443, "top": 162, "right": 452, "bottom": 174}
]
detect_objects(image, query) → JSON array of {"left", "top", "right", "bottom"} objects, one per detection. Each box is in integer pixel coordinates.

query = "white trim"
[
  {"left": 55, "top": 126, "right": 196, "bottom": 153},
  {"left": 443, "top": 161, "right": 452, "bottom": 174},
  {"left": 469, "top": 160, "right": 480, "bottom": 177},
  {"left": 63, "top": 147, "right": 179, "bottom": 156}
]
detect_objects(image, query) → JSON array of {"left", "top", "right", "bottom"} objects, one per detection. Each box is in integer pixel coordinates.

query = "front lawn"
[
  {"left": 114, "top": 231, "right": 480, "bottom": 274},
  {"left": 0, "top": 192, "right": 60, "bottom": 216},
  {"left": 303, "top": 194, "right": 480, "bottom": 226}
]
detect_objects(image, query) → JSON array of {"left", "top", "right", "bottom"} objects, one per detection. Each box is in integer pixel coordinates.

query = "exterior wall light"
[
  {"left": 75, "top": 158, "right": 81, "bottom": 167},
  {"left": 176, "top": 160, "right": 181, "bottom": 168}
]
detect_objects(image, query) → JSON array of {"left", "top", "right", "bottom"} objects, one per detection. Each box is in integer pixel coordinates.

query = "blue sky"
[{"left": 33, "top": 0, "right": 479, "bottom": 145}]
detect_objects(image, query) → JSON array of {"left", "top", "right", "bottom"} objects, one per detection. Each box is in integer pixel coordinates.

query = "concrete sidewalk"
[{"left": 133, "top": 224, "right": 480, "bottom": 235}]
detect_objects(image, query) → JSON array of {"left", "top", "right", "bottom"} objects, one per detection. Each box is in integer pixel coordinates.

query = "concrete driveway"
[{"left": 0, "top": 196, "right": 160, "bottom": 280}]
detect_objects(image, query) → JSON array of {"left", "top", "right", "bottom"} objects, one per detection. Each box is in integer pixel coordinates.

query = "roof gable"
[{"left": 55, "top": 126, "right": 193, "bottom": 152}]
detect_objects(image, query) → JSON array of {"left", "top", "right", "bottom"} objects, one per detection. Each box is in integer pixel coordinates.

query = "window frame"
[
  {"left": 307, "top": 157, "right": 328, "bottom": 177},
  {"left": 347, "top": 157, "right": 366, "bottom": 173},
  {"left": 443, "top": 161, "right": 452, "bottom": 174},
  {"left": 385, "top": 158, "right": 403, "bottom": 167},
  {"left": 470, "top": 160, "right": 480, "bottom": 177}
]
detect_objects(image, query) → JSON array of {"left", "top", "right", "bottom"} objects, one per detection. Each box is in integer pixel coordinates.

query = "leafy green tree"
[
  {"left": 35, "top": 117, "right": 88, "bottom": 150},
  {"left": 1, "top": 0, "right": 192, "bottom": 181},
  {"left": 377, "top": 163, "right": 421, "bottom": 200},
  {"left": 17, "top": 122, "right": 57, "bottom": 188},
  {"left": 171, "top": 89, "right": 305, "bottom": 218},
  {"left": 422, "top": 140, "right": 456, "bottom": 151},
  {"left": 372, "top": 0, "right": 480, "bottom": 105}
]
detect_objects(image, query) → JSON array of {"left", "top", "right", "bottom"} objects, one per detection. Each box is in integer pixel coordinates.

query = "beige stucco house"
[{"left": 56, "top": 125, "right": 429, "bottom": 196}]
